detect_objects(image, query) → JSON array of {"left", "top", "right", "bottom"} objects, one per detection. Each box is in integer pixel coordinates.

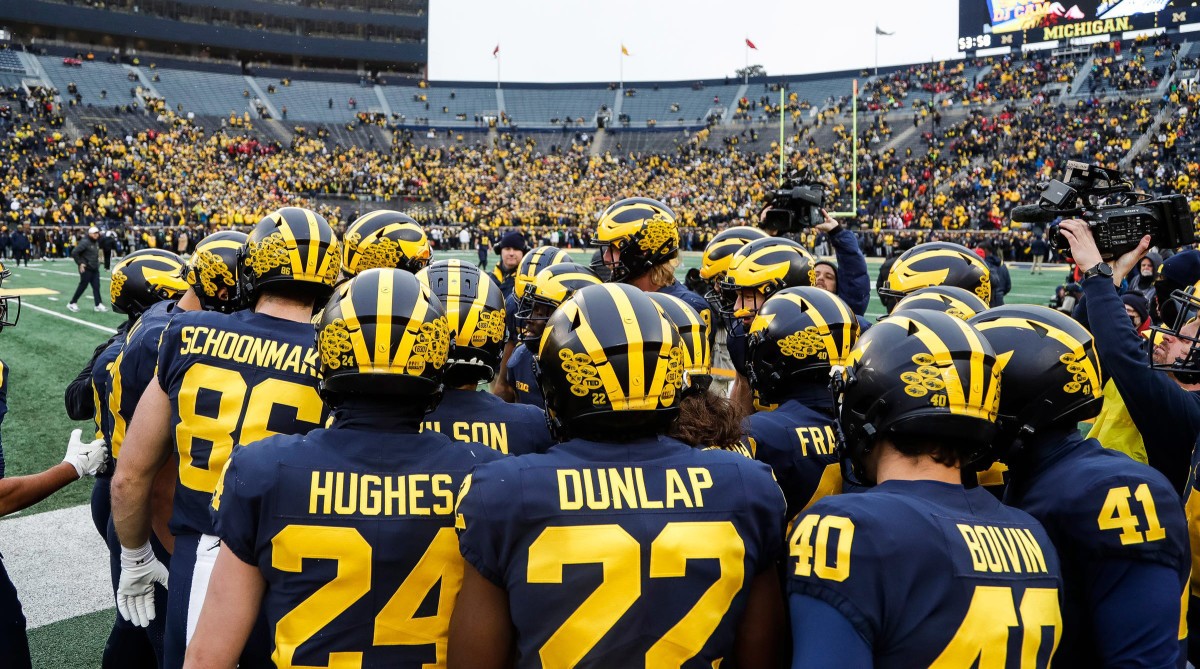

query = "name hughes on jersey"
[
  {"left": 308, "top": 471, "right": 457, "bottom": 517},
  {"left": 178, "top": 326, "right": 319, "bottom": 378},
  {"left": 557, "top": 467, "right": 714, "bottom": 511}
]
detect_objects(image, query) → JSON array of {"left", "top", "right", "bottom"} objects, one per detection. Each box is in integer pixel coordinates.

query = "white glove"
[
  {"left": 62, "top": 428, "right": 108, "bottom": 478},
  {"left": 117, "top": 542, "right": 169, "bottom": 627}
]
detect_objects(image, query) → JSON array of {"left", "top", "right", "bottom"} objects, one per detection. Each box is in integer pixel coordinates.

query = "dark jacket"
[
  {"left": 829, "top": 227, "right": 871, "bottom": 316},
  {"left": 71, "top": 236, "right": 100, "bottom": 270},
  {"left": 984, "top": 254, "right": 1011, "bottom": 306},
  {"left": 1082, "top": 275, "right": 1200, "bottom": 492}
]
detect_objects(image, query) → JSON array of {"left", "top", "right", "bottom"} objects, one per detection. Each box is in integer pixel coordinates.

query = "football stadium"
[{"left": 2, "top": 0, "right": 1200, "bottom": 666}]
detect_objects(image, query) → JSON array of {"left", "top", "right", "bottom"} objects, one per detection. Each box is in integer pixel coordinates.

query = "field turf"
[{"left": 0, "top": 252, "right": 1069, "bottom": 666}]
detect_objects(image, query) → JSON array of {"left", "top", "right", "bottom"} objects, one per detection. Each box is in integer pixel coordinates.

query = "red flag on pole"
[
  {"left": 745, "top": 38, "right": 757, "bottom": 50},
  {"left": 493, "top": 44, "right": 500, "bottom": 57}
]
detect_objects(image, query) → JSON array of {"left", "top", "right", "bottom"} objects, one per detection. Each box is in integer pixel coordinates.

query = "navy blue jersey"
[
  {"left": 491, "top": 265, "right": 517, "bottom": 300},
  {"left": 505, "top": 292, "right": 520, "bottom": 343},
  {"left": 212, "top": 422, "right": 502, "bottom": 668},
  {"left": 456, "top": 436, "right": 785, "bottom": 668},
  {"left": 725, "top": 327, "right": 748, "bottom": 377},
  {"left": 423, "top": 388, "right": 552, "bottom": 455},
  {"left": 1006, "top": 432, "right": 1188, "bottom": 667},
  {"left": 157, "top": 309, "right": 328, "bottom": 537},
  {"left": 90, "top": 337, "right": 123, "bottom": 447},
  {"left": 740, "top": 394, "right": 842, "bottom": 521},
  {"left": 108, "top": 300, "right": 179, "bottom": 460},
  {"left": 506, "top": 343, "right": 544, "bottom": 409},
  {"left": 788, "top": 480, "right": 1064, "bottom": 667}
]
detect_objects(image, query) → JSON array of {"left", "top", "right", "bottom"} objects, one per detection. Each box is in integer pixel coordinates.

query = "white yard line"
[
  {"left": 1, "top": 503, "right": 112, "bottom": 629},
  {"left": 17, "top": 265, "right": 111, "bottom": 282},
  {"left": 20, "top": 302, "right": 117, "bottom": 335}
]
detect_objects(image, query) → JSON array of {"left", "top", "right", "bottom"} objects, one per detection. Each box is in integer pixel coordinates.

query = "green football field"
[{"left": 0, "top": 251, "right": 1069, "bottom": 667}]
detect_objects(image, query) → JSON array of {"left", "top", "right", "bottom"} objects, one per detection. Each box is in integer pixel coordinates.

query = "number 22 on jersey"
[{"left": 528, "top": 521, "right": 744, "bottom": 668}]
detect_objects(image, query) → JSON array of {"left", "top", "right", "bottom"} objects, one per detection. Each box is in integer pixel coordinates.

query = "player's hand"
[
  {"left": 815, "top": 209, "right": 841, "bottom": 233},
  {"left": 62, "top": 428, "right": 108, "bottom": 478},
  {"left": 1056, "top": 219, "right": 1104, "bottom": 272},
  {"left": 117, "top": 543, "right": 169, "bottom": 627}
]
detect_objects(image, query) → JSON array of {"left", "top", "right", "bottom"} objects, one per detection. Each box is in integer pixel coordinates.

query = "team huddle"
[{"left": 0, "top": 195, "right": 1196, "bottom": 668}]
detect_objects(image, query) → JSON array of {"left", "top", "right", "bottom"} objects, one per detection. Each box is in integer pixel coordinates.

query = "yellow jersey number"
[
  {"left": 527, "top": 521, "right": 744, "bottom": 668},
  {"left": 272, "top": 525, "right": 461, "bottom": 669},
  {"left": 1097, "top": 483, "right": 1167, "bottom": 546},
  {"left": 176, "top": 362, "right": 323, "bottom": 493}
]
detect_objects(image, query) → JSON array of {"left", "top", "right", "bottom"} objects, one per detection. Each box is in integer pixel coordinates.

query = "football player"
[
  {"left": 493, "top": 245, "right": 570, "bottom": 402},
  {"left": 508, "top": 263, "right": 602, "bottom": 409},
  {"left": 68, "top": 249, "right": 187, "bottom": 668},
  {"left": 449, "top": 283, "right": 786, "bottom": 668},
  {"left": 185, "top": 268, "right": 502, "bottom": 668},
  {"left": 888, "top": 285, "right": 990, "bottom": 322},
  {"left": 0, "top": 260, "right": 107, "bottom": 669},
  {"left": 717, "top": 237, "right": 817, "bottom": 414},
  {"left": 591, "top": 196, "right": 712, "bottom": 321},
  {"left": 113, "top": 208, "right": 339, "bottom": 669},
  {"left": 742, "top": 287, "right": 857, "bottom": 518},
  {"left": 788, "top": 309, "right": 1064, "bottom": 666},
  {"left": 647, "top": 291, "right": 743, "bottom": 453},
  {"left": 338, "top": 209, "right": 432, "bottom": 282},
  {"left": 876, "top": 241, "right": 993, "bottom": 313},
  {"left": 697, "top": 225, "right": 770, "bottom": 304},
  {"left": 417, "top": 259, "right": 553, "bottom": 455},
  {"left": 971, "top": 305, "right": 1189, "bottom": 666}
]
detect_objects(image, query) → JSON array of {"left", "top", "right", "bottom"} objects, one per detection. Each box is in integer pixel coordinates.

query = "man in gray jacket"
[{"left": 67, "top": 226, "right": 106, "bottom": 313}]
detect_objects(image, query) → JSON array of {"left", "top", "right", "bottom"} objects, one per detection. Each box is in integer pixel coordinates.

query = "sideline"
[{"left": 1, "top": 503, "right": 111, "bottom": 629}]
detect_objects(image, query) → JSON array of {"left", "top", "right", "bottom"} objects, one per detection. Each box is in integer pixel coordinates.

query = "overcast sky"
[{"left": 427, "top": 0, "right": 964, "bottom": 83}]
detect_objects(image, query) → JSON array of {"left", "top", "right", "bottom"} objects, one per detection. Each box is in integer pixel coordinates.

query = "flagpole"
[
  {"left": 744, "top": 38, "right": 748, "bottom": 85},
  {"left": 496, "top": 51, "right": 501, "bottom": 90},
  {"left": 620, "top": 43, "right": 624, "bottom": 90},
  {"left": 874, "top": 27, "right": 879, "bottom": 77}
]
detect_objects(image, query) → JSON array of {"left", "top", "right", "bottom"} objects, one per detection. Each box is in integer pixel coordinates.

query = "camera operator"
[
  {"left": 763, "top": 208, "right": 870, "bottom": 317},
  {"left": 1058, "top": 219, "right": 1200, "bottom": 493}
]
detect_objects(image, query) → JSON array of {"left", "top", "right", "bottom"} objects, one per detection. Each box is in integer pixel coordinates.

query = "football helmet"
[
  {"left": 515, "top": 263, "right": 602, "bottom": 346},
  {"left": 646, "top": 291, "right": 713, "bottom": 395},
  {"left": 110, "top": 249, "right": 188, "bottom": 318},
  {"left": 717, "top": 237, "right": 816, "bottom": 323},
  {"left": 416, "top": 259, "right": 507, "bottom": 385},
  {"left": 340, "top": 210, "right": 431, "bottom": 279},
  {"left": 535, "top": 283, "right": 684, "bottom": 440},
  {"left": 244, "top": 207, "right": 341, "bottom": 301},
  {"left": 969, "top": 305, "right": 1103, "bottom": 455},
  {"left": 514, "top": 245, "right": 572, "bottom": 302},
  {"left": 837, "top": 309, "right": 1003, "bottom": 485},
  {"left": 316, "top": 268, "right": 451, "bottom": 407},
  {"left": 699, "top": 226, "right": 769, "bottom": 282},
  {"left": 0, "top": 261, "right": 19, "bottom": 331},
  {"left": 889, "top": 286, "right": 989, "bottom": 322},
  {"left": 878, "top": 242, "right": 992, "bottom": 312},
  {"left": 747, "top": 287, "right": 859, "bottom": 405},
  {"left": 590, "top": 197, "right": 680, "bottom": 283},
  {"left": 183, "top": 231, "right": 250, "bottom": 313},
  {"left": 1150, "top": 279, "right": 1200, "bottom": 383}
]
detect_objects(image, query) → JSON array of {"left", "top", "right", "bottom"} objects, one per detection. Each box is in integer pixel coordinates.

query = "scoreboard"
[{"left": 958, "top": 0, "right": 1196, "bottom": 50}]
